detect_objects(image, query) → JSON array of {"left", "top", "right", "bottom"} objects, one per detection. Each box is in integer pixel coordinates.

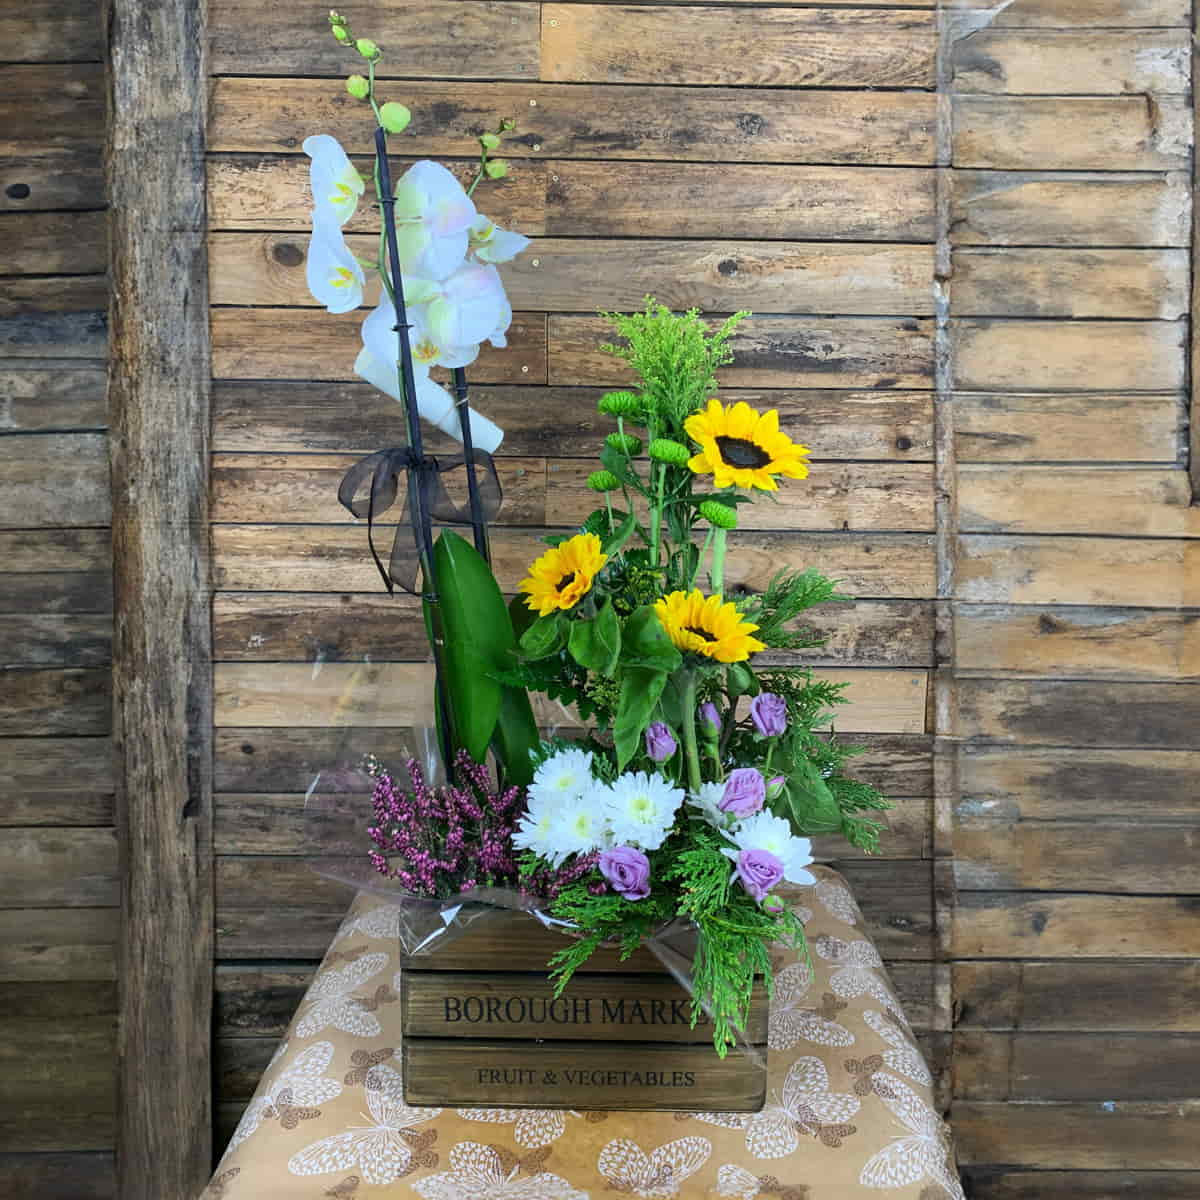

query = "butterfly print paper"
[
  {"left": 228, "top": 1041, "right": 343, "bottom": 1151},
  {"left": 413, "top": 1141, "right": 586, "bottom": 1200},
  {"left": 598, "top": 1136, "right": 712, "bottom": 1198},
  {"left": 294, "top": 952, "right": 390, "bottom": 1039},
  {"left": 859, "top": 1073, "right": 964, "bottom": 1198},
  {"left": 769, "top": 961, "right": 855, "bottom": 1050},
  {"left": 745, "top": 1057, "right": 861, "bottom": 1160}
]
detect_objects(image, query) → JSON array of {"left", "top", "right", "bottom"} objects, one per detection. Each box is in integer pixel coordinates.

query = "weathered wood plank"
[
  {"left": 952, "top": 249, "right": 1189, "bottom": 320},
  {"left": 953, "top": 893, "right": 1200, "bottom": 958},
  {"left": 212, "top": 380, "right": 934, "bottom": 461},
  {"left": 953, "top": 96, "right": 1191, "bottom": 170},
  {"left": 0, "top": 276, "right": 109, "bottom": 318},
  {"left": 209, "top": 0, "right": 539, "bottom": 78},
  {"left": 0, "top": 1, "right": 102, "bottom": 62},
  {"left": 954, "top": 392, "right": 1183, "bottom": 463},
  {"left": 953, "top": 1101, "right": 1200, "bottom": 1169},
  {"left": 0, "top": 528, "right": 109, "bottom": 572},
  {"left": 956, "top": 678, "right": 1200, "bottom": 748},
  {"left": 0, "top": 829, "right": 116, "bottom": 907},
  {"left": 958, "top": 746, "right": 1200, "bottom": 822},
  {"left": 944, "top": 0, "right": 1188, "bottom": 25},
  {"left": 0, "top": 1152, "right": 115, "bottom": 1200},
  {"left": 0, "top": 615, "right": 112, "bottom": 668},
  {"left": 957, "top": 535, "right": 1200, "bottom": 607},
  {"left": 0, "top": 365, "right": 107, "bottom": 431},
  {"left": 952, "top": 30, "right": 1191, "bottom": 95},
  {"left": 955, "top": 604, "right": 1199, "bottom": 680},
  {"left": 959, "top": 466, "right": 1200, "bottom": 537},
  {"left": 213, "top": 526, "right": 937, "bottom": 598},
  {"left": 949, "top": 170, "right": 1191, "bottom": 248},
  {"left": 213, "top": 662, "right": 929, "bottom": 733},
  {"left": 954, "top": 1031, "right": 1200, "bottom": 1101},
  {"left": 210, "top": 78, "right": 937, "bottom": 166},
  {"left": 952, "top": 320, "right": 1186, "bottom": 392},
  {"left": 545, "top": 162, "right": 935, "bottom": 242},
  {"left": 210, "top": 451, "right": 934, "bottom": 533},
  {"left": 954, "top": 960, "right": 1200, "bottom": 1031},
  {"left": 953, "top": 825, "right": 1200, "bottom": 892},
  {"left": 0, "top": 668, "right": 109, "bottom": 735},
  {"left": 551, "top": 315, "right": 934, "bottom": 390},
  {"left": 208, "top": 232, "right": 937, "bottom": 316},
  {"left": 0, "top": 737, "right": 113, "bottom": 827},
  {"left": 212, "top": 592, "right": 933, "bottom": 668},
  {"left": 0, "top": 309, "right": 107, "bottom": 359},
  {"left": 0, "top": 572, "right": 111, "bottom": 615},
  {"left": 0, "top": 66, "right": 105, "bottom": 154},
  {"left": 0, "top": 211, "right": 105, "bottom": 275},
  {"left": 0, "top": 151, "right": 104, "bottom": 213},
  {"left": 211, "top": 308, "right": 547, "bottom": 382},
  {"left": 0, "top": 907, "right": 116, "bottom": 981},
  {"left": 540, "top": 5, "right": 934, "bottom": 87},
  {"left": 108, "top": 0, "right": 213, "bottom": 1190},
  {"left": 206, "top": 153, "right": 547, "bottom": 234},
  {"left": 960, "top": 1169, "right": 1200, "bottom": 1200}
]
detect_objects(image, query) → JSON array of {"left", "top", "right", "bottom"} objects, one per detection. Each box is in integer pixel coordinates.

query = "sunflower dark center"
[
  {"left": 715, "top": 435, "right": 772, "bottom": 469},
  {"left": 685, "top": 625, "right": 718, "bottom": 642},
  {"left": 556, "top": 571, "right": 577, "bottom": 592}
]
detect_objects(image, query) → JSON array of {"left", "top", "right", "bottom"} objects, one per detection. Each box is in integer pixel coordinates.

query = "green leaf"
[
  {"left": 492, "top": 676, "right": 539, "bottom": 787},
  {"left": 600, "top": 444, "right": 642, "bottom": 489},
  {"left": 620, "top": 605, "right": 682, "bottom": 672},
  {"left": 601, "top": 509, "right": 638, "bottom": 555},
  {"left": 519, "top": 612, "right": 566, "bottom": 660},
  {"left": 774, "top": 757, "right": 842, "bottom": 835},
  {"left": 567, "top": 600, "right": 622, "bottom": 676},
  {"left": 613, "top": 666, "right": 669, "bottom": 769}
]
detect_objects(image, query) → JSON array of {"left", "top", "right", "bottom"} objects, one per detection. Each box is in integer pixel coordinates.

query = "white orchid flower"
[
  {"left": 468, "top": 214, "right": 530, "bottom": 265},
  {"left": 354, "top": 345, "right": 503, "bottom": 454},
  {"left": 362, "top": 291, "right": 480, "bottom": 376},
  {"left": 423, "top": 261, "right": 512, "bottom": 351},
  {"left": 302, "top": 134, "right": 365, "bottom": 225},
  {"left": 305, "top": 209, "right": 366, "bottom": 314},
  {"left": 392, "top": 160, "right": 477, "bottom": 280}
]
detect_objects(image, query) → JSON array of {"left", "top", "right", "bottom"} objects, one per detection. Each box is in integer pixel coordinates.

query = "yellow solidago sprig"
[
  {"left": 519, "top": 532, "right": 608, "bottom": 617},
  {"left": 654, "top": 589, "right": 765, "bottom": 663},
  {"left": 685, "top": 399, "right": 810, "bottom": 492}
]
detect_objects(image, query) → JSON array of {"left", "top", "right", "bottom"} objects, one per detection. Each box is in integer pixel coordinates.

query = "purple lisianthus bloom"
[
  {"left": 750, "top": 692, "right": 788, "bottom": 738},
  {"left": 598, "top": 845, "right": 652, "bottom": 901},
  {"left": 735, "top": 848, "right": 785, "bottom": 902},
  {"left": 644, "top": 721, "right": 677, "bottom": 763},
  {"left": 698, "top": 701, "right": 721, "bottom": 738},
  {"left": 719, "top": 767, "right": 766, "bottom": 818}
]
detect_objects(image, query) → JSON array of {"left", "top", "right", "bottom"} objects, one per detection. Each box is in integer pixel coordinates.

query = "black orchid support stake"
[{"left": 452, "top": 366, "right": 491, "bottom": 562}]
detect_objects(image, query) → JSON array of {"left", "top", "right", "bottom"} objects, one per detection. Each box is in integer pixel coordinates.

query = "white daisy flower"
[
  {"left": 512, "top": 788, "right": 557, "bottom": 860},
  {"left": 602, "top": 771, "right": 685, "bottom": 852},
  {"left": 543, "top": 790, "right": 610, "bottom": 866},
  {"left": 687, "top": 781, "right": 734, "bottom": 830},
  {"left": 528, "top": 747, "right": 595, "bottom": 807},
  {"left": 723, "top": 812, "right": 816, "bottom": 885}
]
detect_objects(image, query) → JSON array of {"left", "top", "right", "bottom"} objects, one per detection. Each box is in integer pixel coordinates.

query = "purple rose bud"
[
  {"left": 719, "top": 767, "right": 766, "bottom": 818},
  {"left": 644, "top": 721, "right": 677, "bottom": 763},
  {"left": 750, "top": 692, "right": 788, "bottom": 738},
  {"left": 763, "top": 893, "right": 787, "bottom": 915},
  {"left": 698, "top": 702, "right": 722, "bottom": 739},
  {"left": 735, "top": 848, "right": 785, "bottom": 902},
  {"left": 598, "top": 845, "right": 652, "bottom": 901},
  {"left": 766, "top": 774, "right": 786, "bottom": 801}
]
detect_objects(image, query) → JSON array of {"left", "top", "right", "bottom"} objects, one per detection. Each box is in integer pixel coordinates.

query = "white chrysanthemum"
[
  {"left": 512, "top": 788, "right": 557, "bottom": 860},
  {"left": 723, "top": 812, "right": 816, "bottom": 885},
  {"left": 602, "top": 771, "right": 685, "bottom": 851},
  {"left": 541, "top": 791, "right": 610, "bottom": 866},
  {"left": 529, "top": 747, "right": 595, "bottom": 805},
  {"left": 687, "top": 781, "right": 734, "bottom": 830}
]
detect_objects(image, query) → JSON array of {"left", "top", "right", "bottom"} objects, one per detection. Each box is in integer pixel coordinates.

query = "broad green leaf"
[
  {"left": 492, "top": 676, "right": 539, "bottom": 787},
  {"left": 620, "top": 605, "right": 682, "bottom": 672},
  {"left": 600, "top": 444, "right": 642, "bottom": 488},
  {"left": 774, "top": 757, "right": 842, "bottom": 835},
  {"left": 613, "top": 666, "right": 669, "bottom": 769},
  {"left": 601, "top": 509, "right": 638, "bottom": 555},
  {"left": 519, "top": 612, "right": 566, "bottom": 660},
  {"left": 567, "top": 600, "right": 622, "bottom": 676}
]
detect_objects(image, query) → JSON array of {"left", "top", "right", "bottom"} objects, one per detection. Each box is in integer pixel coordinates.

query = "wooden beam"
[{"left": 106, "top": 0, "right": 213, "bottom": 1195}]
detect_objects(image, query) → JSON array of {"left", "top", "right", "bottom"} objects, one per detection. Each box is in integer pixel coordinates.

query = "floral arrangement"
[{"left": 306, "top": 16, "right": 889, "bottom": 1056}]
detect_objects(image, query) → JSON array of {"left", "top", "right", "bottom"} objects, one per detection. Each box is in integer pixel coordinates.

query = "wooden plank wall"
[
  {"left": 943, "top": 1, "right": 1200, "bottom": 1194},
  {"left": 0, "top": 2, "right": 117, "bottom": 1195},
  {"left": 204, "top": 0, "right": 946, "bottom": 1150}
]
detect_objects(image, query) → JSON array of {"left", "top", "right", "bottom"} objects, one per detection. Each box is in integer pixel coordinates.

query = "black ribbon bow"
[{"left": 338, "top": 447, "right": 502, "bottom": 595}]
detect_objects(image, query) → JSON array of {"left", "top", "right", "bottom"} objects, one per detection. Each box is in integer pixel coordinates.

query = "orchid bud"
[
  {"left": 698, "top": 701, "right": 721, "bottom": 739},
  {"left": 480, "top": 131, "right": 502, "bottom": 150},
  {"left": 379, "top": 102, "right": 412, "bottom": 133},
  {"left": 605, "top": 432, "right": 642, "bottom": 456},
  {"left": 499, "top": 118, "right": 516, "bottom": 132},
  {"left": 332, "top": 25, "right": 352, "bottom": 43},
  {"left": 355, "top": 37, "right": 381, "bottom": 59},
  {"left": 699, "top": 499, "right": 737, "bottom": 530},
  {"left": 484, "top": 158, "right": 509, "bottom": 179},
  {"left": 649, "top": 438, "right": 690, "bottom": 466},
  {"left": 598, "top": 390, "right": 641, "bottom": 418},
  {"left": 766, "top": 774, "right": 786, "bottom": 801},
  {"left": 345, "top": 74, "right": 369, "bottom": 99},
  {"left": 587, "top": 469, "right": 620, "bottom": 493}
]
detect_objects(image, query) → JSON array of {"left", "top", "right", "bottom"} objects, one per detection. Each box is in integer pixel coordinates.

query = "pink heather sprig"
[
  {"left": 366, "top": 750, "right": 522, "bottom": 898},
  {"left": 521, "top": 851, "right": 602, "bottom": 903}
]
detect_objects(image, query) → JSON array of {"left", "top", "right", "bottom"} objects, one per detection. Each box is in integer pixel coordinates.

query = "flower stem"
[
  {"left": 680, "top": 671, "right": 703, "bottom": 794},
  {"left": 709, "top": 527, "right": 727, "bottom": 596},
  {"left": 649, "top": 461, "right": 666, "bottom": 570},
  {"left": 691, "top": 526, "right": 715, "bottom": 590}
]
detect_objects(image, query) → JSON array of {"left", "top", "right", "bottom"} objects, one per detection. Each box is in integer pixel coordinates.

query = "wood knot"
[{"left": 273, "top": 242, "right": 304, "bottom": 268}]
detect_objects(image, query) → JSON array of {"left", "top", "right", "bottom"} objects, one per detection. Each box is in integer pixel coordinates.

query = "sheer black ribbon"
[{"left": 338, "top": 447, "right": 502, "bottom": 595}]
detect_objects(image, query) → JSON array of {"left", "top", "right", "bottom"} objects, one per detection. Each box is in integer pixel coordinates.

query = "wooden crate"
[{"left": 399, "top": 907, "right": 769, "bottom": 1111}]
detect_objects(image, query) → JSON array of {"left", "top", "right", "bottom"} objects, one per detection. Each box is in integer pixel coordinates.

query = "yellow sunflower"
[
  {"left": 519, "top": 532, "right": 608, "bottom": 616},
  {"left": 654, "top": 589, "right": 765, "bottom": 663},
  {"left": 684, "top": 399, "right": 810, "bottom": 492}
]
